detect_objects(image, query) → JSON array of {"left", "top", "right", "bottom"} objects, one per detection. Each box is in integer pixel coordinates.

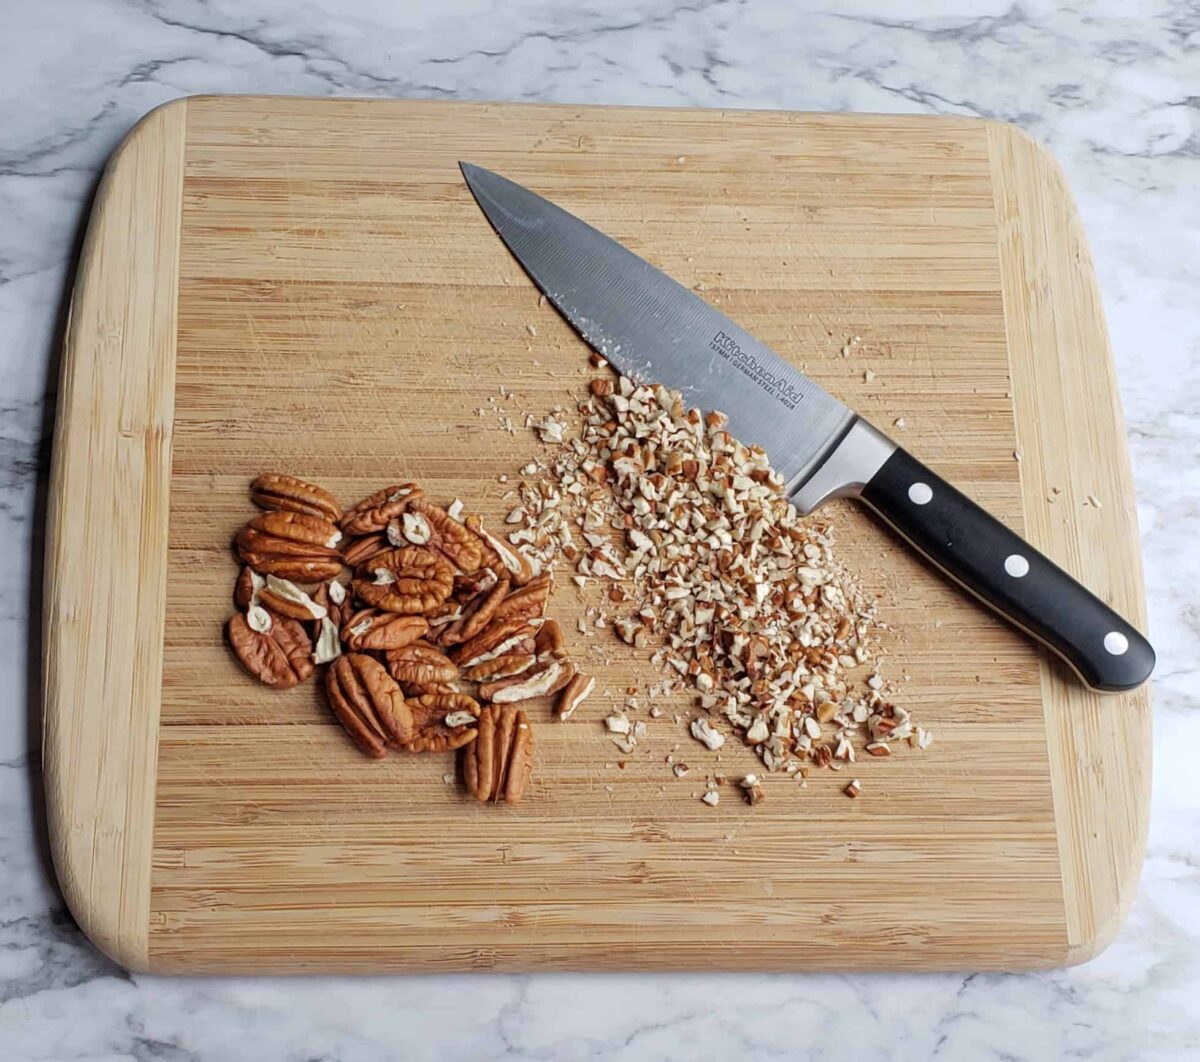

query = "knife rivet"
[
  {"left": 1103, "top": 631, "right": 1129, "bottom": 656},
  {"left": 1004, "top": 554, "right": 1029, "bottom": 578},
  {"left": 908, "top": 482, "right": 932, "bottom": 505}
]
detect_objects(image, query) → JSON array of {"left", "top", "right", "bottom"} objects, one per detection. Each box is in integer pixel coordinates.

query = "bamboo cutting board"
[{"left": 44, "top": 96, "right": 1151, "bottom": 973}]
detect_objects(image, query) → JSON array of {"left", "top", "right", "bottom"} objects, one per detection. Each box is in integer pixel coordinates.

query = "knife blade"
[{"left": 460, "top": 162, "right": 1154, "bottom": 693}]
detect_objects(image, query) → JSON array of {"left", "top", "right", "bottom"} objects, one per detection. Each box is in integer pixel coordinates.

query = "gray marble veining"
[{"left": 1, "top": 2, "right": 1197, "bottom": 1059}]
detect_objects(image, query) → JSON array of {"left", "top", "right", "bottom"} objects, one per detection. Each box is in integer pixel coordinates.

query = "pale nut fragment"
[
  {"left": 489, "top": 575, "right": 550, "bottom": 628},
  {"left": 450, "top": 616, "right": 542, "bottom": 668},
  {"left": 325, "top": 653, "right": 413, "bottom": 757},
  {"left": 313, "top": 616, "right": 342, "bottom": 665},
  {"left": 465, "top": 514, "right": 533, "bottom": 586},
  {"left": 555, "top": 673, "right": 595, "bottom": 721},
  {"left": 404, "top": 692, "right": 480, "bottom": 753},
  {"left": 341, "top": 532, "right": 390, "bottom": 568},
  {"left": 258, "top": 575, "right": 327, "bottom": 622},
  {"left": 690, "top": 717, "right": 726, "bottom": 751},
  {"left": 463, "top": 652, "right": 536, "bottom": 683},
  {"left": 437, "top": 576, "right": 510, "bottom": 647},
  {"left": 398, "top": 499, "right": 482, "bottom": 573},
  {"left": 534, "top": 619, "right": 567, "bottom": 660},
  {"left": 352, "top": 546, "right": 454, "bottom": 614},
  {"left": 228, "top": 612, "right": 314, "bottom": 689},
  {"left": 250, "top": 473, "right": 342, "bottom": 522},
  {"left": 461, "top": 704, "right": 534, "bottom": 804},
  {"left": 340, "top": 484, "right": 423, "bottom": 536},
  {"left": 480, "top": 659, "right": 574, "bottom": 703},
  {"left": 385, "top": 641, "right": 458, "bottom": 687},
  {"left": 341, "top": 609, "right": 429, "bottom": 651}
]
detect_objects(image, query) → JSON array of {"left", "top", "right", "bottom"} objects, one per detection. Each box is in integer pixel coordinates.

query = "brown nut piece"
[
  {"left": 353, "top": 546, "right": 455, "bottom": 614},
  {"left": 257, "top": 575, "right": 327, "bottom": 623},
  {"left": 556, "top": 673, "right": 595, "bottom": 721},
  {"left": 437, "top": 576, "right": 509, "bottom": 647},
  {"left": 251, "top": 474, "right": 342, "bottom": 522},
  {"left": 312, "top": 579, "right": 353, "bottom": 632},
  {"left": 449, "top": 617, "right": 541, "bottom": 668},
  {"left": 341, "top": 532, "right": 390, "bottom": 568},
  {"left": 489, "top": 575, "right": 550, "bottom": 628},
  {"left": 465, "top": 514, "right": 534, "bottom": 586},
  {"left": 227, "top": 612, "right": 314, "bottom": 689},
  {"left": 404, "top": 693, "right": 480, "bottom": 753},
  {"left": 236, "top": 511, "right": 344, "bottom": 581},
  {"left": 342, "top": 609, "right": 429, "bottom": 651},
  {"left": 463, "top": 651, "right": 536, "bottom": 683},
  {"left": 461, "top": 704, "right": 534, "bottom": 804},
  {"left": 388, "top": 499, "right": 482, "bottom": 573},
  {"left": 385, "top": 641, "right": 458, "bottom": 687},
  {"left": 534, "top": 618, "right": 567, "bottom": 660},
  {"left": 325, "top": 653, "right": 413, "bottom": 757},
  {"left": 233, "top": 566, "right": 263, "bottom": 610},
  {"left": 340, "top": 484, "right": 423, "bottom": 536},
  {"left": 479, "top": 659, "right": 574, "bottom": 703}
]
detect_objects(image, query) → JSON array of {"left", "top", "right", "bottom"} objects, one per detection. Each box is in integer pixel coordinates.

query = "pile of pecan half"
[{"left": 225, "top": 474, "right": 595, "bottom": 804}]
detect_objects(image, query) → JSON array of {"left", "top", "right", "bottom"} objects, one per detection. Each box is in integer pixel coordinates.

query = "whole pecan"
[
  {"left": 479, "top": 658, "right": 574, "bottom": 703},
  {"left": 353, "top": 546, "right": 454, "bottom": 614},
  {"left": 341, "top": 609, "right": 428, "bottom": 651},
  {"left": 449, "top": 616, "right": 541, "bottom": 668},
  {"left": 388, "top": 499, "right": 482, "bottom": 573},
  {"left": 461, "top": 704, "right": 534, "bottom": 804},
  {"left": 340, "top": 484, "right": 423, "bottom": 536},
  {"left": 251, "top": 474, "right": 342, "bottom": 522},
  {"left": 341, "top": 532, "right": 389, "bottom": 568},
  {"left": 385, "top": 641, "right": 458, "bottom": 688},
  {"left": 465, "top": 514, "right": 534, "bottom": 586},
  {"left": 437, "top": 575, "right": 509, "bottom": 647},
  {"left": 488, "top": 575, "right": 550, "bottom": 628},
  {"left": 236, "top": 511, "right": 344, "bottom": 581},
  {"left": 227, "top": 611, "right": 314, "bottom": 689},
  {"left": 404, "top": 692, "right": 480, "bottom": 753},
  {"left": 325, "top": 653, "right": 413, "bottom": 758},
  {"left": 463, "top": 651, "right": 536, "bottom": 683}
]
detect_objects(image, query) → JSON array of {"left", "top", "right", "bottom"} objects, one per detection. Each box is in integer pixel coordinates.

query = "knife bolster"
[{"left": 791, "top": 418, "right": 896, "bottom": 515}]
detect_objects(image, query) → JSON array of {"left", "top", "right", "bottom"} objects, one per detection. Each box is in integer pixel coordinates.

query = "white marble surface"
[{"left": 2, "top": 1, "right": 1197, "bottom": 1059}]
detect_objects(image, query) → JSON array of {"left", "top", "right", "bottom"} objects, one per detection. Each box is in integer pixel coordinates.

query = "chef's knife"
[{"left": 460, "top": 162, "right": 1154, "bottom": 693}]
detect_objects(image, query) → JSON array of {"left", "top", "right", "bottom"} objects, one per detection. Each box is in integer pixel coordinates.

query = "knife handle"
[{"left": 859, "top": 445, "right": 1154, "bottom": 693}]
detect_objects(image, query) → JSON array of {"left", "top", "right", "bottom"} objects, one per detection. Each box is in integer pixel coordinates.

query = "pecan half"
[
  {"left": 388, "top": 499, "right": 482, "bottom": 573},
  {"left": 449, "top": 617, "right": 541, "bottom": 668},
  {"left": 462, "top": 704, "right": 534, "bottom": 804},
  {"left": 556, "top": 673, "right": 595, "bottom": 721},
  {"left": 341, "top": 532, "right": 389, "bottom": 568},
  {"left": 465, "top": 514, "right": 533, "bottom": 586},
  {"left": 404, "top": 693, "right": 481, "bottom": 753},
  {"left": 250, "top": 474, "right": 342, "bottom": 522},
  {"left": 325, "top": 653, "right": 413, "bottom": 757},
  {"left": 353, "top": 546, "right": 455, "bottom": 614},
  {"left": 340, "top": 484, "right": 423, "bottom": 536},
  {"left": 534, "top": 618, "right": 567, "bottom": 660},
  {"left": 385, "top": 641, "right": 458, "bottom": 688},
  {"left": 236, "top": 511, "right": 344, "bottom": 581},
  {"left": 489, "top": 575, "right": 550, "bottom": 627},
  {"left": 463, "top": 651, "right": 536, "bottom": 683},
  {"left": 341, "top": 609, "right": 428, "bottom": 651},
  {"left": 479, "top": 658, "right": 574, "bottom": 703},
  {"left": 228, "top": 612, "right": 314, "bottom": 689},
  {"left": 437, "top": 576, "right": 509, "bottom": 646}
]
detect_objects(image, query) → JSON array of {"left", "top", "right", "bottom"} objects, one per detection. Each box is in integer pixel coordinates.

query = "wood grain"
[
  {"left": 43, "top": 98, "right": 187, "bottom": 970},
  {"left": 46, "top": 96, "right": 1150, "bottom": 972}
]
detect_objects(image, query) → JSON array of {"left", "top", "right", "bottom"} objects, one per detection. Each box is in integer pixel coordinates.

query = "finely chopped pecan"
[
  {"left": 404, "top": 692, "right": 481, "bottom": 753},
  {"left": 251, "top": 473, "right": 342, "bottom": 522},
  {"left": 461, "top": 704, "right": 534, "bottom": 804},
  {"left": 325, "top": 653, "right": 413, "bottom": 757}
]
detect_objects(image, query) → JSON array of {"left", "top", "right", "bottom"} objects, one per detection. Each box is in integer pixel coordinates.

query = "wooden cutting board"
[{"left": 44, "top": 96, "right": 1151, "bottom": 973}]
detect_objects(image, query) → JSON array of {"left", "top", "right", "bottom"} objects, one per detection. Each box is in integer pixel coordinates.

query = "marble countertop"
[{"left": 2, "top": 2, "right": 1196, "bottom": 1059}]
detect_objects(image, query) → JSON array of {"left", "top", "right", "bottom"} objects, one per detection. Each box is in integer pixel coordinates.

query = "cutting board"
[{"left": 44, "top": 96, "right": 1151, "bottom": 973}]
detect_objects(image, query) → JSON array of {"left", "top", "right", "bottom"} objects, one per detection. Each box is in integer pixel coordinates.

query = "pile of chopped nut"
[
  {"left": 503, "top": 372, "right": 929, "bottom": 800},
  {"left": 225, "top": 474, "right": 594, "bottom": 804}
]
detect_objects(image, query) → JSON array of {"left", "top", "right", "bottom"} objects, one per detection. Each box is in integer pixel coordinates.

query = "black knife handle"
[{"left": 860, "top": 447, "right": 1154, "bottom": 692}]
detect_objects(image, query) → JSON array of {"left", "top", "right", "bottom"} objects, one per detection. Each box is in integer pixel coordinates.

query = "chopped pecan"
[
  {"left": 555, "top": 673, "right": 595, "bottom": 721},
  {"left": 488, "top": 575, "right": 550, "bottom": 627},
  {"left": 461, "top": 704, "right": 534, "bottom": 804},
  {"left": 404, "top": 693, "right": 481, "bottom": 753},
  {"left": 452, "top": 568, "right": 499, "bottom": 604},
  {"left": 388, "top": 499, "right": 481, "bottom": 573},
  {"left": 463, "top": 651, "right": 536, "bottom": 683},
  {"left": 437, "top": 576, "right": 509, "bottom": 646},
  {"left": 341, "top": 532, "right": 390, "bottom": 568},
  {"left": 250, "top": 474, "right": 342, "bottom": 522},
  {"left": 465, "top": 514, "right": 534, "bottom": 585},
  {"left": 257, "top": 574, "right": 327, "bottom": 622},
  {"left": 233, "top": 566, "right": 264, "bottom": 610},
  {"left": 236, "top": 511, "right": 344, "bottom": 581},
  {"left": 312, "top": 579, "right": 352, "bottom": 632},
  {"left": 353, "top": 546, "right": 455, "bottom": 614},
  {"left": 385, "top": 641, "right": 458, "bottom": 687},
  {"left": 534, "top": 618, "right": 566, "bottom": 660},
  {"left": 449, "top": 616, "right": 541, "bottom": 668},
  {"left": 340, "top": 484, "right": 423, "bottom": 536},
  {"left": 227, "top": 611, "right": 314, "bottom": 689},
  {"left": 480, "top": 658, "right": 574, "bottom": 703},
  {"left": 341, "top": 609, "right": 428, "bottom": 651},
  {"left": 325, "top": 653, "right": 413, "bottom": 757}
]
